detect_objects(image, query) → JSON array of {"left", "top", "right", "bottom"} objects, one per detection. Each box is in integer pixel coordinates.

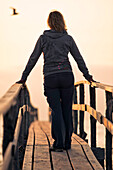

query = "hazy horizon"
[
  {"left": 0, "top": 64, "right": 113, "bottom": 121},
  {"left": 0, "top": 0, "right": 113, "bottom": 120}
]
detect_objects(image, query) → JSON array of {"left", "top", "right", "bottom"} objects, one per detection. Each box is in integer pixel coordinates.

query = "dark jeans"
[{"left": 44, "top": 72, "right": 74, "bottom": 148}]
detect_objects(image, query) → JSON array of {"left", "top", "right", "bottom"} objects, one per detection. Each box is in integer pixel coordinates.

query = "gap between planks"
[{"left": 23, "top": 121, "right": 103, "bottom": 170}]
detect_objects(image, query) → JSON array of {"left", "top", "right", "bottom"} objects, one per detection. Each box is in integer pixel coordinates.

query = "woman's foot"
[
  {"left": 63, "top": 145, "right": 71, "bottom": 150},
  {"left": 64, "top": 138, "right": 71, "bottom": 150},
  {"left": 49, "top": 145, "right": 63, "bottom": 152}
]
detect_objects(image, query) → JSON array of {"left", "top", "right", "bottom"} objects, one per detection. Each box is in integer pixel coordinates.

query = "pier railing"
[
  {"left": 72, "top": 80, "right": 113, "bottom": 170},
  {"left": 0, "top": 83, "right": 38, "bottom": 170}
]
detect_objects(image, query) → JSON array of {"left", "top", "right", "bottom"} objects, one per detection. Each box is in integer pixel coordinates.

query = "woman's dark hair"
[{"left": 47, "top": 11, "right": 67, "bottom": 32}]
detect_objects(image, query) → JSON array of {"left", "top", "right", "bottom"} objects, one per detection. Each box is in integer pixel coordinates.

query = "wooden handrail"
[
  {"left": 2, "top": 106, "right": 25, "bottom": 170},
  {"left": 74, "top": 80, "right": 113, "bottom": 93},
  {"left": 73, "top": 104, "right": 113, "bottom": 135},
  {"left": 2, "top": 142, "right": 13, "bottom": 170},
  {"left": 0, "top": 83, "right": 38, "bottom": 170},
  {"left": 73, "top": 80, "right": 113, "bottom": 169},
  {"left": 0, "top": 83, "right": 23, "bottom": 115},
  {"left": 13, "top": 107, "right": 23, "bottom": 150}
]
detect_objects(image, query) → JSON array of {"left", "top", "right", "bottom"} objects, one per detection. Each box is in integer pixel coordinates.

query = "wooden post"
[
  {"left": 73, "top": 86, "right": 78, "bottom": 134},
  {"left": 25, "top": 90, "right": 29, "bottom": 136},
  {"left": 105, "top": 91, "right": 112, "bottom": 170},
  {"left": 90, "top": 86, "right": 96, "bottom": 147},
  {"left": 79, "top": 84, "right": 85, "bottom": 137},
  {"left": 0, "top": 114, "right": 3, "bottom": 167},
  {"left": 20, "top": 89, "right": 25, "bottom": 147}
]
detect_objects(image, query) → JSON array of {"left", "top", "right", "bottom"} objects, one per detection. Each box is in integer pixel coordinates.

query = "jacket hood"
[{"left": 43, "top": 29, "right": 67, "bottom": 39}]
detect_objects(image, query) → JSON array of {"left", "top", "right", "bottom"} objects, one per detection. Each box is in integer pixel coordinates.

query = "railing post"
[
  {"left": 79, "top": 84, "right": 85, "bottom": 138},
  {"left": 105, "top": 91, "right": 112, "bottom": 170},
  {"left": 25, "top": 88, "right": 29, "bottom": 136},
  {"left": 0, "top": 114, "right": 3, "bottom": 167},
  {"left": 73, "top": 86, "right": 78, "bottom": 134},
  {"left": 90, "top": 86, "right": 96, "bottom": 147},
  {"left": 12, "top": 143, "right": 19, "bottom": 170},
  {"left": 20, "top": 89, "right": 25, "bottom": 147}
]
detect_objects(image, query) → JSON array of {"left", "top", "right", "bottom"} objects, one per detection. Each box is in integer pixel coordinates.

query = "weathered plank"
[
  {"left": 2, "top": 142, "right": 14, "bottom": 170},
  {"left": 33, "top": 121, "right": 51, "bottom": 170},
  {"left": 39, "top": 121, "right": 72, "bottom": 170},
  {"left": 22, "top": 123, "right": 34, "bottom": 170},
  {"left": 39, "top": 121, "right": 53, "bottom": 144},
  {"left": 72, "top": 104, "right": 113, "bottom": 135},
  {"left": 51, "top": 151, "right": 72, "bottom": 170},
  {"left": 23, "top": 121, "right": 51, "bottom": 170},
  {"left": 74, "top": 80, "right": 113, "bottom": 93},
  {"left": 102, "top": 117, "right": 113, "bottom": 135},
  {"left": 0, "top": 83, "right": 22, "bottom": 115},
  {"left": 72, "top": 133, "right": 103, "bottom": 170},
  {"left": 39, "top": 121, "right": 103, "bottom": 169},
  {"left": 68, "top": 136, "right": 93, "bottom": 170},
  {"left": 72, "top": 104, "right": 102, "bottom": 123},
  {"left": 23, "top": 121, "right": 103, "bottom": 170},
  {"left": 34, "top": 145, "right": 51, "bottom": 170}
]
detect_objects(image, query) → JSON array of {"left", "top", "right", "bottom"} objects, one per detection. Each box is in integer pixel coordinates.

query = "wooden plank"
[
  {"left": 74, "top": 80, "right": 113, "bottom": 93},
  {"left": 2, "top": 142, "right": 13, "bottom": 170},
  {"left": 72, "top": 133, "right": 103, "bottom": 170},
  {"left": 0, "top": 83, "right": 22, "bottom": 115},
  {"left": 39, "top": 121, "right": 53, "bottom": 144},
  {"left": 33, "top": 145, "right": 51, "bottom": 170},
  {"left": 74, "top": 80, "right": 90, "bottom": 86},
  {"left": 39, "top": 121, "right": 72, "bottom": 170},
  {"left": 13, "top": 108, "right": 22, "bottom": 149},
  {"left": 68, "top": 136, "right": 93, "bottom": 170},
  {"left": 51, "top": 151, "right": 72, "bottom": 170},
  {"left": 33, "top": 121, "right": 51, "bottom": 170},
  {"left": 102, "top": 117, "right": 113, "bottom": 135},
  {"left": 72, "top": 104, "right": 85, "bottom": 111},
  {"left": 22, "top": 145, "right": 34, "bottom": 170},
  {"left": 93, "top": 82, "right": 113, "bottom": 93},
  {"left": 73, "top": 104, "right": 113, "bottom": 134},
  {"left": 22, "top": 123, "right": 34, "bottom": 170},
  {"left": 23, "top": 121, "right": 103, "bottom": 170},
  {"left": 72, "top": 104, "right": 102, "bottom": 123},
  {"left": 39, "top": 121, "right": 103, "bottom": 169}
]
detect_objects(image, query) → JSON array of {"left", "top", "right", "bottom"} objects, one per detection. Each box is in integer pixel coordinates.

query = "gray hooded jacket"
[{"left": 21, "top": 30, "right": 92, "bottom": 81}]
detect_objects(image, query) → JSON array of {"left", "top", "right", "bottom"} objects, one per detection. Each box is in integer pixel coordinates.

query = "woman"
[{"left": 17, "top": 11, "right": 93, "bottom": 152}]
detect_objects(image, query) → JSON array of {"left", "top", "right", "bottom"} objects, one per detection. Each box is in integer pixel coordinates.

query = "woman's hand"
[
  {"left": 88, "top": 76, "right": 97, "bottom": 83},
  {"left": 16, "top": 79, "right": 26, "bottom": 86},
  {"left": 89, "top": 76, "right": 95, "bottom": 82},
  {"left": 89, "top": 76, "right": 99, "bottom": 84}
]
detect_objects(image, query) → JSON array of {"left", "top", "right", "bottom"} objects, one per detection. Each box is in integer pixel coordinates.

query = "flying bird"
[{"left": 10, "top": 7, "right": 19, "bottom": 16}]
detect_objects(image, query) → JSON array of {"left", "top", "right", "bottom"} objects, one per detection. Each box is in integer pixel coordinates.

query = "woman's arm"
[
  {"left": 21, "top": 35, "right": 43, "bottom": 82},
  {"left": 70, "top": 36, "right": 92, "bottom": 81}
]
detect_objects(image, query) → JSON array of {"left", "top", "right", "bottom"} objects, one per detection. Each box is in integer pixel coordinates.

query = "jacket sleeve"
[
  {"left": 21, "top": 35, "right": 43, "bottom": 81},
  {"left": 69, "top": 36, "right": 92, "bottom": 81}
]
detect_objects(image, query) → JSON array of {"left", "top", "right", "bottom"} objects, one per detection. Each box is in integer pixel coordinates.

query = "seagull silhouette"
[{"left": 10, "top": 7, "right": 19, "bottom": 16}]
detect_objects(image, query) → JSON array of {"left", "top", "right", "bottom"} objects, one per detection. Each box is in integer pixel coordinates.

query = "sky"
[{"left": 0, "top": 0, "right": 113, "bottom": 120}]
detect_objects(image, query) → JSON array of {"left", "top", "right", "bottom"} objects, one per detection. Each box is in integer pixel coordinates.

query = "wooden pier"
[
  {"left": 22, "top": 121, "right": 103, "bottom": 170},
  {"left": 0, "top": 80, "right": 113, "bottom": 170}
]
